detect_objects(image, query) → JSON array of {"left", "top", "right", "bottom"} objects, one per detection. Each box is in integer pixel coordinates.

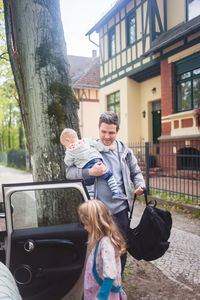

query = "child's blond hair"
[
  {"left": 60, "top": 128, "right": 77, "bottom": 145},
  {"left": 78, "top": 200, "right": 126, "bottom": 257}
]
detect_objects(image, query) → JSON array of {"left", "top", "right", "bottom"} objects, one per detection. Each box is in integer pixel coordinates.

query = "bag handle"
[{"left": 129, "top": 188, "right": 157, "bottom": 221}]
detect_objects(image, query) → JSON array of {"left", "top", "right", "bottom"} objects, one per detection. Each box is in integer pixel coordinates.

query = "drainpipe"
[
  {"left": 87, "top": 33, "right": 104, "bottom": 75},
  {"left": 88, "top": 34, "right": 99, "bottom": 47}
]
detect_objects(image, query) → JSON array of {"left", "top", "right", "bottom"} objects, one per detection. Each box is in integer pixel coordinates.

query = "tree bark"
[
  {"left": 3, "top": 0, "right": 80, "bottom": 225},
  {"left": 3, "top": 0, "right": 80, "bottom": 182}
]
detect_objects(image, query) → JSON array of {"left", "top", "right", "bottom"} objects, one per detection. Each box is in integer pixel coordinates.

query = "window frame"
[
  {"left": 175, "top": 53, "right": 200, "bottom": 113},
  {"left": 186, "top": 0, "right": 200, "bottom": 21},
  {"left": 108, "top": 26, "right": 116, "bottom": 58},
  {"left": 126, "top": 10, "right": 136, "bottom": 47},
  {"left": 107, "top": 91, "right": 120, "bottom": 118}
]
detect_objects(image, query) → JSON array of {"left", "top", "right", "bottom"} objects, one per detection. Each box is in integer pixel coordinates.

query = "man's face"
[{"left": 99, "top": 122, "right": 119, "bottom": 146}]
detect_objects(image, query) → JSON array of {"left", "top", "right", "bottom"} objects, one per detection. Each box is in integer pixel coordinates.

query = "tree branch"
[{"left": 0, "top": 51, "right": 9, "bottom": 61}]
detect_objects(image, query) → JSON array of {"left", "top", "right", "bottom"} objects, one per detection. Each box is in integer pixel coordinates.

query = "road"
[
  {"left": 0, "top": 165, "right": 33, "bottom": 201},
  {"left": 0, "top": 165, "right": 200, "bottom": 297}
]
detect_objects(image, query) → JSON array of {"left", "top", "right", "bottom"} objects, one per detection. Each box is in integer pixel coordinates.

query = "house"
[
  {"left": 68, "top": 51, "right": 100, "bottom": 138},
  {"left": 86, "top": 0, "right": 200, "bottom": 153}
]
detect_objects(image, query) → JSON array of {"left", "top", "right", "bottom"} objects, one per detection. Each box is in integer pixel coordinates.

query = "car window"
[{"left": 10, "top": 187, "right": 84, "bottom": 230}]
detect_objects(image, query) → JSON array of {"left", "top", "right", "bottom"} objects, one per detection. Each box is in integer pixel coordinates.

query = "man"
[{"left": 66, "top": 111, "right": 145, "bottom": 271}]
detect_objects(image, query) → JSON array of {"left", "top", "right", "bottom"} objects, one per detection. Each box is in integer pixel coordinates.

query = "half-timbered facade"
[
  {"left": 68, "top": 51, "right": 100, "bottom": 138},
  {"left": 86, "top": 0, "right": 200, "bottom": 150}
]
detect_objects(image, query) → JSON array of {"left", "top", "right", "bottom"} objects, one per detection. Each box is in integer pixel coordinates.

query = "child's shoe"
[{"left": 112, "top": 192, "right": 128, "bottom": 200}]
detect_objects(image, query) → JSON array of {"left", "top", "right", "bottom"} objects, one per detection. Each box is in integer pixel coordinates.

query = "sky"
[{"left": 60, "top": 0, "right": 116, "bottom": 58}]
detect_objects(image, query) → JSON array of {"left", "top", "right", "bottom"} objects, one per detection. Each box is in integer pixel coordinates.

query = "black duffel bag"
[{"left": 127, "top": 189, "right": 172, "bottom": 261}]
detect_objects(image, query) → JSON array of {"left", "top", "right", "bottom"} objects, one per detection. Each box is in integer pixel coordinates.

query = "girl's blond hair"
[{"left": 78, "top": 200, "right": 126, "bottom": 257}]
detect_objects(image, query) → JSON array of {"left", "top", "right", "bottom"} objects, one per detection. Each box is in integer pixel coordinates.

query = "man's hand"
[
  {"left": 88, "top": 162, "right": 107, "bottom": 177},
  {"left": 135, "top": 185, "right": 145, "bottom": 195},
  {"left": 109, "top": 144, "right": 115, "bottom": 151}
]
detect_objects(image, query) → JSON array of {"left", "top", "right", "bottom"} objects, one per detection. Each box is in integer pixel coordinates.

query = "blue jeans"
[{"left": 83, "top": 158, "right": 113, "bottom": 186}]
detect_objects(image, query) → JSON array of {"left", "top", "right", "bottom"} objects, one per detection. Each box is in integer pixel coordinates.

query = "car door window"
[{"left": 10, "top": 187, "right": 83, "bottom": 230}]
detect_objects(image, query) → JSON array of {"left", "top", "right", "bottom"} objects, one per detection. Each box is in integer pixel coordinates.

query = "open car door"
[{"left": 0, "top": 180, "right": 89, "bottom": 300}]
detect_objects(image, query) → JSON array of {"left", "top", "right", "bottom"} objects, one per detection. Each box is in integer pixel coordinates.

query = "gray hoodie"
[{"left": 66, "top": 140, "right": 145, "bottom": 214}]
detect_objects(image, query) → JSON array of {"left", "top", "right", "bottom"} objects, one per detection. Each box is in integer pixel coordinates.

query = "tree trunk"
[
  {"left": 3, "top": 0, "right": 80, "bottom": 182},
  {"left": 3, "top": 0, "right": 80, "bottom": 225}
]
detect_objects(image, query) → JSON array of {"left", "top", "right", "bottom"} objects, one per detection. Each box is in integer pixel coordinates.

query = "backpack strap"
[
  {"left": 129, "top": 188, "right": 149, "bottom": 221},
  {"left": 92, "top": 239, "right": 121, "bottom": 293}
]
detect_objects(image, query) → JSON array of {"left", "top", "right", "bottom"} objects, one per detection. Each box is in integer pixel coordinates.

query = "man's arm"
[
  {"left": 66, "top": 162, "right": 107, "bottom": 180},
  {"left": 66, "top": 166, "right": 90, "bottom": 180},
  {"left": 126, "top": 148, "right": 145, "bottom": 195}
]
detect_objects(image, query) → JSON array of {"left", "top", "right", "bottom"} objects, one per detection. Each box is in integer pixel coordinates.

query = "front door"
[
  {"left": 152, "top": 101, "right": 161, "bottom": 144},
  {"left": 1, "top": 180, "right": 89, "bottom": 300}
]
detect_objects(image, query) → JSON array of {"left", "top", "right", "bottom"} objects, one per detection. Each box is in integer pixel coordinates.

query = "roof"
[
  {"left": 86, "top": 0, "right": 128, "bottom": 35},
  {"left": 144, "top": 15, "right": 200, "bottom": 56},
  {"left": 67, "top": 55, "right": 93, "bottom": 79},
  {"left": 68, "top": 55, "right": 99, "bottom": 89}
]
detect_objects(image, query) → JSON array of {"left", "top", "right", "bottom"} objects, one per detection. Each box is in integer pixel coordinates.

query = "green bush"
[{"left": 0, "top": 151, "right": 29, "bottom": 170}]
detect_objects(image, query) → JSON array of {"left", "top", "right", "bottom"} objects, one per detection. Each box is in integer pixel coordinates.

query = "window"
[
  {"left": 175, "top": 54, "right": 200, "bottom": 112},
  {"left": 187, "top": 0, "right": 200, "bottom": 20},
  {"left": 177, "top": 147, "right": 200, "bottom": 170},
  {"left": 108, "top": 27, "right": 116, "bottom": 58},
  {"left": 127, "top": 11, "right": 136, "bottom": 46},
  {"left": 10, "top": 187, "right": 84, "bottom": 230},
  {"left": 107, "top": 91, "right": 120, "bottom": 118}
]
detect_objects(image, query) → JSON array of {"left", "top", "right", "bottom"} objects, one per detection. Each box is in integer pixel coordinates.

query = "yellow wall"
[
  {"left": 78, "top": 100, "right": 100, "bottom": 139},
  {"left": 167, "top": 0, "right": 185, "bottom": 30},
  {"left": 126, "top": 78, "right": 141, "bottom": 142},
  {"left": 99, "top": 78, "right": 129, "bottom": 142},
  {"left": 75, "top": 88, "right": 100, "bottom": 139},
  {"left": 157, "top": 0, "right": 164, "bottom": 31},
  {"left": 99, "top": 76, "right": 161, "bottom": 144},
  {"left": 140, "top": 76, "right": 161, "bottom": 142}
]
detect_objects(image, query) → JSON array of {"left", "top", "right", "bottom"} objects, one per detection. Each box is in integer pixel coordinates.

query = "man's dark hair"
[{"left": 99, "top": 111, "right": 119, "bottom": 130}]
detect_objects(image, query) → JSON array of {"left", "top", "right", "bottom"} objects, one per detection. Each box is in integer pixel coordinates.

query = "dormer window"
[
  {"left": 187, "top": 0, "right": 200, "bottom": 20},
  {"left": 109, "top": 27, "right": 116, "bottom": 58},
  {"left": 127, "top": 11, "right": 136, "bottom": 46}
]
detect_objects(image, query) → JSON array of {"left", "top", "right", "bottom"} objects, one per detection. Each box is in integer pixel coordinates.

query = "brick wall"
[
  {"left": 162, "top": 122, "right": 171, "bottom": 135},
  {"left": 181, "top": 118, "right": 193, "bottom": 128},
  {"left": 161, "top": 59, "right": 174, "bottom": 117}
]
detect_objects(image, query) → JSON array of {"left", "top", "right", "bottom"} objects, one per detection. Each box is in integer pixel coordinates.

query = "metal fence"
[
  {"left": 128, "top": 141, "right": 200, "bottom": 205},
  {"left": 0, "top": 151, "right": 30, "bottom": 170}
]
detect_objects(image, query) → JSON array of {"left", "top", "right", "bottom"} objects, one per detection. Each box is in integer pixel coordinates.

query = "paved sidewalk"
[
  {"left": 0, "top": 165, "right": 33, "bottom": 200},
  {"left": 152, "top": 227, "right": 200, "bottom": 287},
  {"left": 131, "top": 201, "right": 200, "bottom": 295},
  {"left": 1, "top": 165, "right": 200, "bottom": 295}
]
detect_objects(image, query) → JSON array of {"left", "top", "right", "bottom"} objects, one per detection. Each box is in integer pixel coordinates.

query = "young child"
[
  {"left": 60, "top": 128, "right": 127, "bottom": 200},
  {"left": 78, "top": 200, "right": 127, "bottom": 300}
]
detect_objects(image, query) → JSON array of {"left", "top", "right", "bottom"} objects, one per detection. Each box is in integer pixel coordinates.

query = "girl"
[{"left": 78, "top": 200, "right": 127, "bottom": 300}]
